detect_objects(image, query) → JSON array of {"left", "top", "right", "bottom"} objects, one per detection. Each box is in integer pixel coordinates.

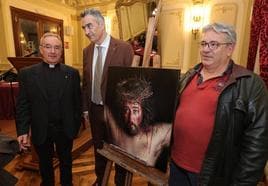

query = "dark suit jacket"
[
  {"left": 16, "top": 62, "right": 81, "bottom": 145},
  {"left": 82, "top": 36, "right": 134, "bottom": 111}
]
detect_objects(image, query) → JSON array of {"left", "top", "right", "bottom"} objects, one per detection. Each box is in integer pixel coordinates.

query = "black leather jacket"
[{"left": 178, "top": 61, "right": 268, "bottom": 186}]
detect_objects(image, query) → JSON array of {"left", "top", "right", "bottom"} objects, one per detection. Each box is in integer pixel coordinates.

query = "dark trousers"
[
  {"left": 169, "top": 160, "right": 198, "bottom": 186},
  {"left": 89, "top": 103, "right": 107, "bottom": 185},
  {"left": 89, "top": 103, "right": 126, "bottom": 185},
  {"left": 34, "top": 126, "right": 73, "bottom": 186}
]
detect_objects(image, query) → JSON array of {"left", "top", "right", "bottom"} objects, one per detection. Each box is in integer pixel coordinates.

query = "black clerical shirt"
[{"left": 42, "top": 62, "right": 62, "bottom": 126}]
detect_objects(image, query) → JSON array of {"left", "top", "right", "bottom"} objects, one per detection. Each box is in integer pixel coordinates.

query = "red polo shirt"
[{"left": 171, "top": 73, "right": 224, "bottom": 173}]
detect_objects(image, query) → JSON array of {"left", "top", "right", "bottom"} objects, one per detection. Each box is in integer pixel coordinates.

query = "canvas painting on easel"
[{"left": 105, "top": 66, "right": 180, "bottom": 172}]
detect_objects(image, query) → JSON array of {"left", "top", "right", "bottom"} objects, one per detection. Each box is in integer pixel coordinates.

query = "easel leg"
[
  {"left": 101, "top": 160, "right": 113, "bottom": 186},
  {"left": 98, "top": 143, "right": 168, "bottom": 186},
  {"left": 124, "top": 171, "right": 133, "bottom": 186}
]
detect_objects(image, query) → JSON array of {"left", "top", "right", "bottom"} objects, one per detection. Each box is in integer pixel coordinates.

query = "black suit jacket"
[{"left": 16, "top": 62, "right": 81, "bottom": 145}]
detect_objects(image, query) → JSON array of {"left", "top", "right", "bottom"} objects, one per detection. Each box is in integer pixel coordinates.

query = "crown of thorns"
[{"left": 116, "top": 78, "right": 153, "bottom": 102}]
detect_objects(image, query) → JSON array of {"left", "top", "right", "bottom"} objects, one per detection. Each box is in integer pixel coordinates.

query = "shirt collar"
[
  {"left": 196, "top": 61, "right": 233, "bottom": 76},
  {"left": 95, "top": 34, "right": 110, "bottom": 49},
  {"left": 42, "top": 61, "right": 60, "bottom": 69},
  {"left": 196, "top": 61, "right": 233, "bottom": 85}
]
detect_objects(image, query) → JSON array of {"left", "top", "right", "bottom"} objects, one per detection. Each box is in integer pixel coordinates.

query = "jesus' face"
[{"left": 123, "top": 100, "right": 143, "bottom": 136}]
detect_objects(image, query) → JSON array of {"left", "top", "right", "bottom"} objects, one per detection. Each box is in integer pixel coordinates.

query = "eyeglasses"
[
  {"left": 41, "top": 44, "right": 62, "bottom": 51},
  {"left": 199, "top": 41, "right": 232, "bottom": 50}
]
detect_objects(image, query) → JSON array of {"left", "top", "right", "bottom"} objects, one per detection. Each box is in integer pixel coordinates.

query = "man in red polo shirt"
[{"left": 169, "top": 22, "right": 268, "bottom": 186}]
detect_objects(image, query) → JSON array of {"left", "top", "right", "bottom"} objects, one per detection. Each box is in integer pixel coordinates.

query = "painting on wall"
[{"left": 105, "top": 66, "right": 180, "bottom": 172}]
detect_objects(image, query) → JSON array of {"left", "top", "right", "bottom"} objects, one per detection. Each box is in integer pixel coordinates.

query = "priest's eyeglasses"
[
  {"left": 41, "top": 44, "right": 62, "bottom": 51},
  {"left": 199, "top": 41, "right": 232, "bottom": 50}
]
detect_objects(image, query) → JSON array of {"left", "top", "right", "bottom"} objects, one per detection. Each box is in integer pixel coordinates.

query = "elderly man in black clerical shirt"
[{"left": 16, "top": 32, "right": 81, "bottom": 186}]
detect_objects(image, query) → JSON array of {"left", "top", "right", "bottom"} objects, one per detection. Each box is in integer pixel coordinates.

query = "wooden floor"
[
  {"left": 1, "top": 120, "right": 267, "bottom": 186},
  {"left": 1, "top": 120, "right": 148, "bottom": 186}
]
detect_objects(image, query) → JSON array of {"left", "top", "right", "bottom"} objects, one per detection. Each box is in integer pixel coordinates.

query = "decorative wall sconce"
[
  {"left": 150, "top": 0, "right": 157, "bottom": 17},
  {"left": 19, "top": 32, "right": 26, "bottom": 44},
  {"left": 191, "top": 0, "right": 204, "bottom": 39},
  {"left": 50, "top": 27, "right": 58, "bottom": 33},
  {"left": 152, "top": 8, "right": 158, "bottom": 16}
]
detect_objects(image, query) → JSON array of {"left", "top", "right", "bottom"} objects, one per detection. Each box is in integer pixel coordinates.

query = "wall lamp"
[
  {"left": 19, "top": 32, "right": 26, "bottom": 44},
  {"left": 191, "top": 0, "right": 204, "bottom": 39}
]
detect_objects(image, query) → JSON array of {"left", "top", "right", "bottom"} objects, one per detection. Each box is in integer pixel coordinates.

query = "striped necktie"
[{"left": 93, "top": 46, "right": 103, "bottom": 104}]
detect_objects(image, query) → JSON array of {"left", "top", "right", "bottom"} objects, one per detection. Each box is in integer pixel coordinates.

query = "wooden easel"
[
  {"left": 132, "top": 0, "right": 162, "bottom": 68},
  {"left": 97, "top": 143, "right": 168, "bottom": 186}
]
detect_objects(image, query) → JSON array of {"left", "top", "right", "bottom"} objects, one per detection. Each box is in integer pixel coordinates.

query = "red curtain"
[{"left": 247, "top": 0, "right": 268, "bottom": 88}]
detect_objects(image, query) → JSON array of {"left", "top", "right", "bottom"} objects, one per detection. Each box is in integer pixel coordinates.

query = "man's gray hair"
[
  {"left": 80, "top": 8, "right": 104, "bottom": 24},
  {"left": 40, "top": 32, "right": 62, "bottom": 46},
  {"left": 202, "top": 22, "right": 237, "bottom": 44}
]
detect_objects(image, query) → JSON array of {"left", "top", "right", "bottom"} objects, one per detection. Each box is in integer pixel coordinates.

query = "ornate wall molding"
[
  {"left": 160, "top": 8, "right": 184, "bottom": 69},
  {"left": 211, "top": 3, "right": 238, "bottom": 27}
]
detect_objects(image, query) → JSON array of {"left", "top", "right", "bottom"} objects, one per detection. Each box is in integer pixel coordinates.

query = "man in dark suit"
[
  {"left": 16, "top": 32, "right": 81, "bottom": 186},
  {"left": 80, "top": 9, "right": 134, "bottom": 186}
]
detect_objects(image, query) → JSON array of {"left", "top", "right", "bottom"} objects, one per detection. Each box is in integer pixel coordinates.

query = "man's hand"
[
  {"left": 17, "top": 134, "right": 30, "bottom": 151},
  {"left": 83, "top": 111, "right": 90, "bottom": 128},
  {"left": 83, "top": 111, "right": 89, "bottom": 122}
]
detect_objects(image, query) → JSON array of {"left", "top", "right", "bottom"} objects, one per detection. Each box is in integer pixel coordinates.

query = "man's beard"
[{"left": 125, "top": 123, "right": 140, "bottom": 136}]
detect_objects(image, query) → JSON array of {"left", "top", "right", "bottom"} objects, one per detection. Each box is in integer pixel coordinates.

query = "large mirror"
[
  {"left": 116, "top": 0, "right": 150, "bottom": 41},
  {"left": 116, "top": 0, "right": 160, "bottom": 67},
  {"left": 11, "top": 6, "right": 63, "bottom": 58},
  {"left": 17, "top": 18, "right": 38, "bottom": 57}
]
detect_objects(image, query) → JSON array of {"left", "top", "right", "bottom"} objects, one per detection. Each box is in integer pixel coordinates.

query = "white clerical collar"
[{"left": 49, "top": 64, "right": 55, "bottom": 68}]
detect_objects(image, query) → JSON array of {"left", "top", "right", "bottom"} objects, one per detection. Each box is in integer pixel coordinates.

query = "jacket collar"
[
  {"left": 192, "top": 60, "right": 251, "bottom": 78},
  {"left": 180, "top": 60, "right": 252, "bottom": 93}
]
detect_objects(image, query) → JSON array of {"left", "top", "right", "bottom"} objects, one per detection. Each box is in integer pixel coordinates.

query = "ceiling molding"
[
  {"left": 47, "top": 0, "right": 115, "bottom": 8},
  {"left": 192, "top": 0, "right": 203, "bottom": 5}
]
